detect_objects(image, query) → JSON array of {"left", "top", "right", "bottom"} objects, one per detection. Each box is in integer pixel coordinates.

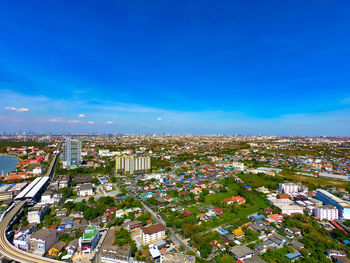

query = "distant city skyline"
[{"left": 1, "top": 1, "right": 350, "bottom": 135}]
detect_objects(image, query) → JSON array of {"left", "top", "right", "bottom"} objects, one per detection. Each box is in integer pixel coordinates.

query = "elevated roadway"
[
  {"left": 0, "top": 200, "right": 61, "bottom": 262},
  {"left": 0, "top": 146, "right": 62, "bottom": 262}
]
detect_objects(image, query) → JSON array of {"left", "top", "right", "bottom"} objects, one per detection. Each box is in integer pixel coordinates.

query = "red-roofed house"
[
  {"left": 213, "top": 208, "right": 223, "bottom": 216},
  {"left": 267, "top": 214, "right": 284, "bottom": 223},
  {"left": 183, "top": 210, "right": 192, "bottom": 218},
  {"left": 223, "top": 196, "right": 246, "bottom": 205}
]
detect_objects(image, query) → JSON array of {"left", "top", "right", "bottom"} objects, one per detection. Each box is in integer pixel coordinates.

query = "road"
[
  {"left": 0, "top": 150, "right": 62, "bottom": 263},
  {"left": 0, "top": 200, "right": 62, "bottom": 263},
  {"left": 140, "top": 200, "right": 193, "bottom": 251},
  {"left": 124, "top": 181, "right": 194, "bottom": 252}
]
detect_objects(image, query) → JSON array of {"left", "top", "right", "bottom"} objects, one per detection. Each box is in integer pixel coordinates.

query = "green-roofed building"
[{"left": 79, "top": 226, "right": 100, "bottom": 254}]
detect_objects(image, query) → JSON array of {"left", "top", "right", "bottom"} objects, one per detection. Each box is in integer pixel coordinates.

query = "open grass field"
[
  {"left": 199, "top": 180, "right": 269, "bottom": 230},
  {"left": 278, "top": 170, "right": 347, "bottom": 187}
]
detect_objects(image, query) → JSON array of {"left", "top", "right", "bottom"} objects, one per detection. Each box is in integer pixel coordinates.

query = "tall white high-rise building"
[
  {"left": 116, "top": 156, "right": 151, "bottom": 175},
  {"left": 63, "top": 138, "right": 81, "bottom": 168}
]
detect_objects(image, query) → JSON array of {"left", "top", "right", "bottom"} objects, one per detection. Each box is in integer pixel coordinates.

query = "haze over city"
[{"left": 1, "top": 1, "right": 350, "bottom": 135}]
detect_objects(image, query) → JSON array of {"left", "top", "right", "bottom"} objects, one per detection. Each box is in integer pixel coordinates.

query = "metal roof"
[
  {"left": 14, "top": 177, "right": 42, "bottom": 199},
  {"left": 25, "top": 176, "right": 49, "bottom": 198}
]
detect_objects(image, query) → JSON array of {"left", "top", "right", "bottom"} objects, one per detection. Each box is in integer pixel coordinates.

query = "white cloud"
[
  {"left": 5, "top": 106, "right": 29, "bottom": 112},
  {"left": 88, "top": 121, "right": 95, "bottom": 124},
  {"left": 68, "top": 120, "right": 80, "bottom": 124},
  {"left": 106, "top": 121, "right": 113, "bottom": 125},
  {"left": 157, "top": 117, "right": 162, "bottom": 121},
  {"left": 78, "top": 113, "right": 86, "bottom": 118}
]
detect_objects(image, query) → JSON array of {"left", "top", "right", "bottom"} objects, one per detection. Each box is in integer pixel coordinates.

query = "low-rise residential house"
[
  {"left": 48, "top": 241, "right": 66, "bottom": 257},
  {"left": 213, "top": 208, "right": 223, "bottom": 216},
  {"left": 105, "top": 207, "right": 118, "bottom": 219},
  {"left": 287, "top": 227, "right": 302, "bottom": 237},
  {"left": 125, "top": 220, "right": 142, "bottom": 231},
  {"left": 149, "top": 245, "right": 161, "bottom": 260},
  {"left": 285, "top": 251, "right": 302, "bottom": 261},
  {"left": 115, "top": 209, "right": 125, "bottom": 218},
  {"left": 30, "top": 229, "right": 58, "bottom": 255},
  {"left": 13, "top": 232, "right": 31, "bottom": 251},
  {"left": 40, "top": 190, "right": 55, "bottom": 205},
  {"left": 205, "top": 210, "right": 216, "bottom": 218},
  {"left": 58, "top": 175, "right": 70, "bottom": 189},
  {"left": 197, "top": 214, "right": 207, "bottom": 222},
  {"left": 255, "top": 234, "right": 287, "bottom": 254},
  {"left": 65, "top": 239, "right": 78, "bottom": 256},
  {"left": 233, "top": 228, "right": 245, "bottom": 239},
  {"left": 183, "top": 210, "right": 192, "bottom": 217},
  {"left": 229, "top": 245, "right": 254, "bottom": 261},
  {"left": 267, "top": 214, "right": 284, "bottom": 224},
  {"left": 256, "top": 239, "right": 275, "bottom": 254},
  {"left": 223, "top": 195, "right": 246, "bottom": 205},
  {"left": 56, "top": 210, "right": 67, "bottom": 217},
  {"left": 74, "top": 174, "right": 94, "bottom": 186},
  {"left": 268, "top": 234, "right": 287, "bottom": 249},
  {"left": 264, "top": 208, "right": 273, "bottom": 214},
  {"left": 216, "top": 228, "right": 229, "bottom": 235},
  {"left": 209, "top": 240, "right": 225, "bottom": 251},
  {"left": 28, "top": 204, "right": 49, "bottom": 224},
  {"left": 328, "top": 250, "right": 347, "bottom": 258},
  {"left": 191, "top": 188, "right": 201, "bottom": 194},
  {"left": 78, "top": 183, "right": 94, "bottom": 197},
  {"left": 289, "top": 240, "right": 304, "bottom": 251}
]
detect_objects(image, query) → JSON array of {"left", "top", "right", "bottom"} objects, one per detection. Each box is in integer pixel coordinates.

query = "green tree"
[
  {"left": 59, "top": 187, "right": 74, "bottom": 198},
  {"left": 199, "top": 242, "right": 212, "bottom": 258},
  {"left": 88, "top": 196, "right": 95, "bottom": 204}
]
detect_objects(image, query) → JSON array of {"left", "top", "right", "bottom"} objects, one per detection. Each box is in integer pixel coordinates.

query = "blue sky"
[{"left": 1, "top": 1, "right": 350, "bottom": 135}]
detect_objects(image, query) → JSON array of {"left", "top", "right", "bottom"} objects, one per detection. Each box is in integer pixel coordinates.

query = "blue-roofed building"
[
  {"left": 285, "top": 251, "right": 302, "bottom": 260},
  {"left": 250, "top": 214, "right": 265, "bottom": 221},
  {"left": 216, "top": 228, "right": 229, "bottom": 235}
]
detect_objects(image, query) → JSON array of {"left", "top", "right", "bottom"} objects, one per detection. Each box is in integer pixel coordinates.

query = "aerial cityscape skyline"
[
  {"left": 1, "top": 2, "right": 350, "bottom": 263},
  {"left": 1, "top": 1, "right": 350, "bottom": 135}
]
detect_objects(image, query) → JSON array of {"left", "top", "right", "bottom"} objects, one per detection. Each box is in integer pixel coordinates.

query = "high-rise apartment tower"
[
  {"left": 63, "top": 137, "right": 81, "bottom": 168},
  {"left": 116, "top": 156, "right": 151, "bottom": 175}
]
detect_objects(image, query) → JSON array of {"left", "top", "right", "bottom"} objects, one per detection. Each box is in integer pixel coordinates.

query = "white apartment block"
[
  {"left": 116, "top": 156, "right": 151, "bottom": 175},
  {"left": 279, "top": 183, "right": 307, "bottom": 194},
  {"left": 314, "top": 205, "right": 338, "bottom": 221},
  {"left": 280, "top": 205, "right": 304, "bottom": 215},
  {"left": 269, "top": 198, "right": 294, "bottom": 208},
  {"left": 141, "top": 224, "right": 166, "bottom": 245}
]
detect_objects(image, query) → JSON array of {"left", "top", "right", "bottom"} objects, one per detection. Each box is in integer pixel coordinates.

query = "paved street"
[
  {"left": 140, "top": 200, "right": 193, "bottom": 251},
  {"left": 73, "top": 188, "right": 120, "bottom": 203}
]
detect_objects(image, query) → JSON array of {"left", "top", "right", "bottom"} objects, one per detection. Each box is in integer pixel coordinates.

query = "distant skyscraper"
[
  {"left": 63, "top": 138, "right": 81, "bottom": 168},
  {"left": 116, "top": 156, "right": 151, "bottom": 175}
]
